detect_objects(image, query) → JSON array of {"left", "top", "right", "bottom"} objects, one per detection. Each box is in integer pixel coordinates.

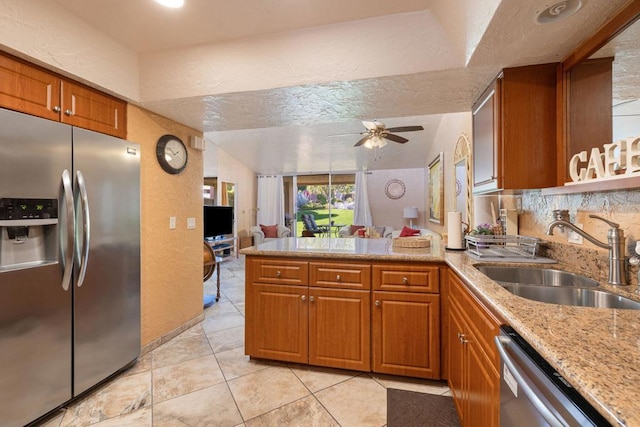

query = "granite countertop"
[
  {"left": 240, "top": 236, "right": 447, "bottom": 261},
  {"left": 243, "top": 236, "right": 640, "bottom": 425}
]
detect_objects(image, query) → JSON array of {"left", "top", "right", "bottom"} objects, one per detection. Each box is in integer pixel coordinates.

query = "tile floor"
[{"left": 36, "top": 255, "right": 451, "bottom": 427}]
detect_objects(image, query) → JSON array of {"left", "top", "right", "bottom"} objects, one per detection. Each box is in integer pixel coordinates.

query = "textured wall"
[
  {"left": 127, "top": 105, "right": 204, "bottom": 346},
  {"left": 367, "top": 168, "right": 426, "bottom": 230}
]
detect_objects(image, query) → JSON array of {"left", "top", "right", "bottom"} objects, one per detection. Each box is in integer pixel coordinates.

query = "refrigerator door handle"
[
  {"left": 60, "top": 169, "right": 75, "bottom": 291},
  {"left": 75, "top": 170, "right": 91, "bottom": 288}
]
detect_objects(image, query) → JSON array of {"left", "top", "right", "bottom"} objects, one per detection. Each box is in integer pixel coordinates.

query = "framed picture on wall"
[{"left": 428, "top": 152, "right": 444, "bottom": 224}]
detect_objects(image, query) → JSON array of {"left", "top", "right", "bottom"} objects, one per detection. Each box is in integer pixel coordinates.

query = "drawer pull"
[
  {"left": 402, "top": 277, "right": 409, "bottom": 284},
  {"left": 301, "top": 295, "right": 306, "bottom": 301},
  {"left": 64, "top": 109, "right": 74, "bottom": 116},
  {"left": 375, "top": 300, "right": 381, "bottom": 306},
  {"left": 276, "top": 271, "right": 281, "bottom": 277},
  {"left": 309, "top": 296, "right": 315, "bottom": 302},
  {"left": 459, "top": 333, "right": 468, "bottom": 344},
  {"left": 53, "top": 106, "right": 61, "bottom": 113},
  {"left": 336, "top": 274, "right": 341, "bottom": 281}
]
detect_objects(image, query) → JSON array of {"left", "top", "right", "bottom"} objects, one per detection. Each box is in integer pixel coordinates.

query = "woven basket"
[{"left": 392, "top": 236, "right": 431, "bottom": 248}]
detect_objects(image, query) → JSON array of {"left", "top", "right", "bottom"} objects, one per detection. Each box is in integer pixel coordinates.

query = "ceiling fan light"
[
  {"left": 155, "top": 0, "right": 184, "bottom": 8},
  {"left": 363, "top": 139, "right": 374, "bottom": 149}
]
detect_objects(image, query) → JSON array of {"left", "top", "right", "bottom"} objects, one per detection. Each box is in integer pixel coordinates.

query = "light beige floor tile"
[
  {"left": 36, "top": 410, "right": 64, "bottom": 427},
  {"left": 233, "top": 302, "right": 246, "bottom": 316},
  {"left": 172, "top": 323, "right": 206, "bottom": 342},
  {"left": 60, "top": 371, "right": 151, "bottom": 427},
  {"left": 152, "top": 334, "right": 213, "bottom": 370},
  {"left": 92, "top": 407, "right": 151, "bottom": 426},
  {"left": 201, "top": 311, "right": 245, "bottom": 335},
  {"left": 245, "top": 395, "right": 339, "bottom": 427},
  {"left": 228, "top": 366, "right": 310, "bottom": 420},
  {"left": 153, "top": 383, "right": 243, "bottom": 427},
  {"left": 369, "top": 373, "right": 450, "bottom": 395},
  {"left": 205, "top": 325, "right": 245, "bottom": 353},
  {"left": 124, "top": 352, "right": 152, "bottom": 377},
  {"left": 204, "top": 300, "right": 241, "bottom": 318},
  {"left": 215, "top": 347, "right": 282, "bottom": 381},
  {"left": 153, "top": 354, "right": 226, "bottom": 404},
  {"left": 315, "top": 375, "right": 387, "bottom": 427},
  {"left": 288, "top": 364, "right": 360, "bottom": 393}
]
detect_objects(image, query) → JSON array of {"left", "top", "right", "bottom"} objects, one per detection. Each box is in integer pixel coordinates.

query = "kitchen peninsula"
[{"left": 243, "top": 237, "right": 640, "bottom": 426}]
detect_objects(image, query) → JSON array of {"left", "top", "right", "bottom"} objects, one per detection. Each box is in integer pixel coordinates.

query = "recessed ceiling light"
[
  {"left": 155, "top": 0, "right": 184, "bottom": 8},
  {"left": 536, "top": 0, "right": 582, "bottom": 24}
]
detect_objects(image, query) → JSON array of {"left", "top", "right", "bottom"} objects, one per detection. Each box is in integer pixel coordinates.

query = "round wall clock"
[
  {"left": 156, "top": 134, "right": 188, "bottom": 174},
  {"left": 384, "top": 179, "right": 406, "bottom": 200}
]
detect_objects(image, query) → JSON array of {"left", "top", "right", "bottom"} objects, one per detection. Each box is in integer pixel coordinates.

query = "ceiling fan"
[{"left": 354, "top": 120, "right": 424, "bottom": 149}]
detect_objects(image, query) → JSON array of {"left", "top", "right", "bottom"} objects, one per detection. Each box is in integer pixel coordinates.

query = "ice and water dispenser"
[{"left": 0, "top": 198, "right": 59, "bottom": 270}]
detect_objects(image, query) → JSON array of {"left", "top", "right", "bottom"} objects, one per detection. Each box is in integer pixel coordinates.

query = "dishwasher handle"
[{"left": 494, "top": 335, "right": 565, "bottom": 427}]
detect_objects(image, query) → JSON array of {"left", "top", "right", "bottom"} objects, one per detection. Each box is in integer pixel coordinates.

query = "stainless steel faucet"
[{"left": 546, "top": 214, "right": 628, "bottom": 286}]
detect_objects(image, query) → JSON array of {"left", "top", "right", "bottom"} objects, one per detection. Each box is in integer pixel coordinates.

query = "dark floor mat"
[{"left": 387, "top": 388, "right": 460, "bottom": 427}]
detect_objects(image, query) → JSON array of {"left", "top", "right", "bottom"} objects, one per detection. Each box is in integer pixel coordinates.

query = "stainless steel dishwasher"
[{"left": 494, "top": 326, "right": 611, "bottom": 426}]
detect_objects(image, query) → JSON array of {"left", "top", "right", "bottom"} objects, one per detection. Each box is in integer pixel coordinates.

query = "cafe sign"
[{"left": 568, "top": 136, "right": 640, "bottom": 184}]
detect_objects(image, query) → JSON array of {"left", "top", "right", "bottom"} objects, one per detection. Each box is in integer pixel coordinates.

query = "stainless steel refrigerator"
[{"left": 0, "top": 108, "right": 141, "bottom": 427}]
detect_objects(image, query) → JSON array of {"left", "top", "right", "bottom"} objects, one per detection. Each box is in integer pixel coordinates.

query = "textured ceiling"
[{"left": 51, "top": 0, "right": 636, "bottom": 174}]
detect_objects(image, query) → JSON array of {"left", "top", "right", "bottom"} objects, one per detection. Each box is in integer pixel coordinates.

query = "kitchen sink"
[
  {"left": 500, "top": 284, "right": 640, "bottom": 310},
  {"left": 475, "top": 266, "right": 640, "bottom": 310},
  {"left": 475, "top": 266, "right": 598, "bottom": 288}
]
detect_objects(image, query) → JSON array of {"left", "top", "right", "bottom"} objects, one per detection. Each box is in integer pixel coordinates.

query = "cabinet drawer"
[
  {"left": 309, "top": 261, "right": 371, "bottom": 290},
  {"left": 249, "top": 257, "right": 308, "bottom": 285},
  {"left": 373, "top": 263, "right": 440, "bottom": 293}
]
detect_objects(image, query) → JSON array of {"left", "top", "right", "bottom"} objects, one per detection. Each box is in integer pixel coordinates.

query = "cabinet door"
[
  {"left": 472, "top": 80, "right": 499, "bottom": 193},
  {"left": 246, "top": 283, "right": 308, "bottom": 364},
  {"left": 0, "top": 54, "right": 61, "bottom": 121},
  {"left": 447, "top": 300, "right": 467, "bottom": 425},
  {"left": 308, "top": 287, "right": 370, "bottom": 371},
  {"left": 61, "top": 80, "right": 127, "bottom": 139},
  {"left": 372, "top": 291, "right": 440, "bottom": 379},
  {"left": 467, "top": 337, "right": 500, "bottom": 427}
]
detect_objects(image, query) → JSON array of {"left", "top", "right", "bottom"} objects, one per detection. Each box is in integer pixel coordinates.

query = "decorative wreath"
[{"left": 384, "top": 179, "right": 406, "bottom": 200}]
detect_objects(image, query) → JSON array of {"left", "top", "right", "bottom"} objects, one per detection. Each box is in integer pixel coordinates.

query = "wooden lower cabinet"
[
  {"left": 309, "top": 287, "right": 370, "bottom": 371},
  {"left": 372, "top": 291, "right": 440, "bottom": 379},
  {"left": 447, "top": 270, "right": 500, "bottom": 427},
  {"left": 246, "top": 257, "right": 443, "bottom": 379},
  {"left": 246, "top": 283, "right": 308, "bottom": 363}
]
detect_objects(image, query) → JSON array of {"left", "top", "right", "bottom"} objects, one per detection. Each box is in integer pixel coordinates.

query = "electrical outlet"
[
  {"left": 169, "top": 216, "right": 176, "bottom": 230},
  {"left": 568, "top": 223, "right": 583, "bottom": 244}
]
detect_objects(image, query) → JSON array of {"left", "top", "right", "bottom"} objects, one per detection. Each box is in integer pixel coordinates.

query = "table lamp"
[{"left": 403, "top": 207, "right": 419, "bottom": 229}]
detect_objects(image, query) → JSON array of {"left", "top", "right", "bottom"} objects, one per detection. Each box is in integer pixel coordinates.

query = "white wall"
[{"left": 367, "top": 168, "right": 426, "bottom": 230}]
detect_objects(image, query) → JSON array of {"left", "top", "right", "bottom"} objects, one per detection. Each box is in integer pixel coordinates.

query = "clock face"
[{"left": 156, "top": 135, "right": 188, "bottom": 174}]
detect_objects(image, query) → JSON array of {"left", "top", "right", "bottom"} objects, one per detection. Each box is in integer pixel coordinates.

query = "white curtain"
[
  {"left": 353, "top": 171, "right": 372, "bottom": 226},
  {"left": 257, "top": 175, "right": 285, "bottom": 226}
]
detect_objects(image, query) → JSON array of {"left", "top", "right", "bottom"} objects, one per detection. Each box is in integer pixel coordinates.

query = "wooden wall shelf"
[{"left": 541, "top": 175, "right": 640, "bottom": 195}]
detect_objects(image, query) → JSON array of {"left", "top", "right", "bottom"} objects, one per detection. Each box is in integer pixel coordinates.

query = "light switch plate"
[
  {"left": 187, "top": 217, "right": 196, "bottom": 229},
  {"left": 568, "top": 223, "right": 583, "bottom": 244},
  {"left": 169, "top": 216, "right": 176, "bottom": 230}
]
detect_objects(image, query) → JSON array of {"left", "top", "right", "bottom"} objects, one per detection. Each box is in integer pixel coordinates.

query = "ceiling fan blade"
[
  {"left": 383, "top": 133, "right": 409, "bottom": 143},
  {"left": 354, "top": 135, "right": 372, "bottom": 147},
  {"left": 385, "top": 125, "right": 424, "bottom": 132}
]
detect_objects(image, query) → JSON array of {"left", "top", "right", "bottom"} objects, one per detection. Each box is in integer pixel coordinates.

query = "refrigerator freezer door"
[
  {"left": 72, "top": 128, "right": 141, "bottom": 395},
  {"left": 0, "top": 109, "right": 73, "bottom": 427}
]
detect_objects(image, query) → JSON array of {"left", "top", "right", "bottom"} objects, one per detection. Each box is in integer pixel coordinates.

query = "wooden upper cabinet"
[
  {"left": 61, "top": 80, "right": 126, "bottom": 139},
  {"left": 0, "top": 52, "right": 127, "bottom": 139},
  {"left": 472, "top": 63, "right": 558, "bottom": 193},
  {"left": 563, "top": 58, "right": 613, "bottom": 183},
  {"left": 0, "top": 54, "right": 61, "bottom": 121}
]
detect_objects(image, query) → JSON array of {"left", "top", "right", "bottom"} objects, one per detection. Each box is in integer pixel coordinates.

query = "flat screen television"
[{"left": 203, "top": 206, "right": 234, "bottom": 239}]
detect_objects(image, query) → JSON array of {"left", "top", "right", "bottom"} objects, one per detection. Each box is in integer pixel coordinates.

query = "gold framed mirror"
[{"left": 453, "top": 133, "right": 472, "bottom": 230}]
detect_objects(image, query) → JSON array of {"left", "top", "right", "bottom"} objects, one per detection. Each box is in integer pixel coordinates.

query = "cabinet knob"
[
  {"left": 276, "top": 271, "right": 281, "bottom": 277},
  {"left": 336, "top": 274, "right": 341, "bottom": 281},
  {"left": 53, "top": 106, "right": 61, "bottom": 113},
  {"left": 375, "top": 300, "right": 381, "bottom": 306},
  {"left": 64, "top": 109, "right": 74, "bottom": 116},
  {"left": 459, "top": 333, "right": 468, "bottom": 344},
  {"left": 309, "top": 296, "right": 315, "bottom": 302},
  {"left": 301, "top": 295, "right": 306, "bottom": 301},
  {"left": 402, "top": 277, "right": 409, "bottom": 284}
]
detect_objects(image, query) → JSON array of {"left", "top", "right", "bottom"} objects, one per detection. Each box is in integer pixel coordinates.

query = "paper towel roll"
[{"left": 447, "top": 211, "right": 463, "bottom": 249}]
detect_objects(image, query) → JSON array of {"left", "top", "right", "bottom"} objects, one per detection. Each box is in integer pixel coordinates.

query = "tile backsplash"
[{"left": 508, "top": 189, "right": 640, "bottom": 288}]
